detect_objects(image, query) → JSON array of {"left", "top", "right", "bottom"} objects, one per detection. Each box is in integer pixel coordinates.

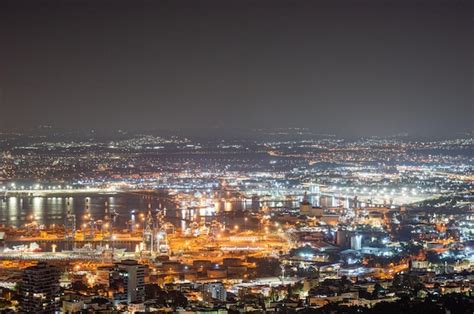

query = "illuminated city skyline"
[{"left": 0, "top": 0, "right": 472, "bottom": 313}]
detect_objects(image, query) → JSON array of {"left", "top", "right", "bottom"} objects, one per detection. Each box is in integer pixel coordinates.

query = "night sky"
[{"left": 0, "top": 0, "right": 472, "bottom": 136}]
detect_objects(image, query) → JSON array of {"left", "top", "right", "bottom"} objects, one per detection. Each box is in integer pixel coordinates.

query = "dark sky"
[{"left": 0, "top": 0, "right": 472, "bottom": 136}]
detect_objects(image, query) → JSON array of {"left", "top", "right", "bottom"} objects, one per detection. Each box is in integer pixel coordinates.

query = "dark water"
[
  {"left": 0, "top": 193, "right": 171, "bottom": 229},
  {"left": 0, "top": 192, "right": 339, "bottom": 230}
]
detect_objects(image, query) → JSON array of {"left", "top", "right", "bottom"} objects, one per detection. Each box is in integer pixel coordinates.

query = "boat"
[
  {"left": 4, "top": 242, "right": 42, "bottom": 253},
  {"left": 62, "top": 243, "right": 126, "bottom": 256}
]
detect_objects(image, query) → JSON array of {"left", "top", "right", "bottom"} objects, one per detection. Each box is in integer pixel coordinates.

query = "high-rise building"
[
  {"left": 336, "top": 229, "right": 351, "bottom": 248},
  {"left": 19, "top": 262, "right": 60, "bottom": 313},
  {"left": 202, "top": 282, "right": 227, "bottom": 302},
  {"left": 309, "top": 183, "right": 320, "bottom": 194},
  {"left": 300, "top": 193, "right": 324, "bottom": 217},
  {"left": 110, "top": 259, "right": 147, "bottom": 304}
]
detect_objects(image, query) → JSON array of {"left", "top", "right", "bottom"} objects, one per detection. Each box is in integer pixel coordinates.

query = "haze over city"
[
  {"left": 0, "top": 0, "right": 472, "bottom": 136},
  {"left": 0, "top": 0, "right": 473, "bottom": 313}
]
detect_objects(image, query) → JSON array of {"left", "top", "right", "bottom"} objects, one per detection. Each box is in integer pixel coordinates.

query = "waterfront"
[
  {"left": 0, "top": 191, "right": 350, "bottom": 229},
  {"left": 0, "top": 193, "right": 168, "bottom": 228}
]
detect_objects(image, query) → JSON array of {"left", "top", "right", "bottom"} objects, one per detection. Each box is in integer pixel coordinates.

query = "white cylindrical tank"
[{"left": 350, "top": 234, "right": 362, "bottom": 250}]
